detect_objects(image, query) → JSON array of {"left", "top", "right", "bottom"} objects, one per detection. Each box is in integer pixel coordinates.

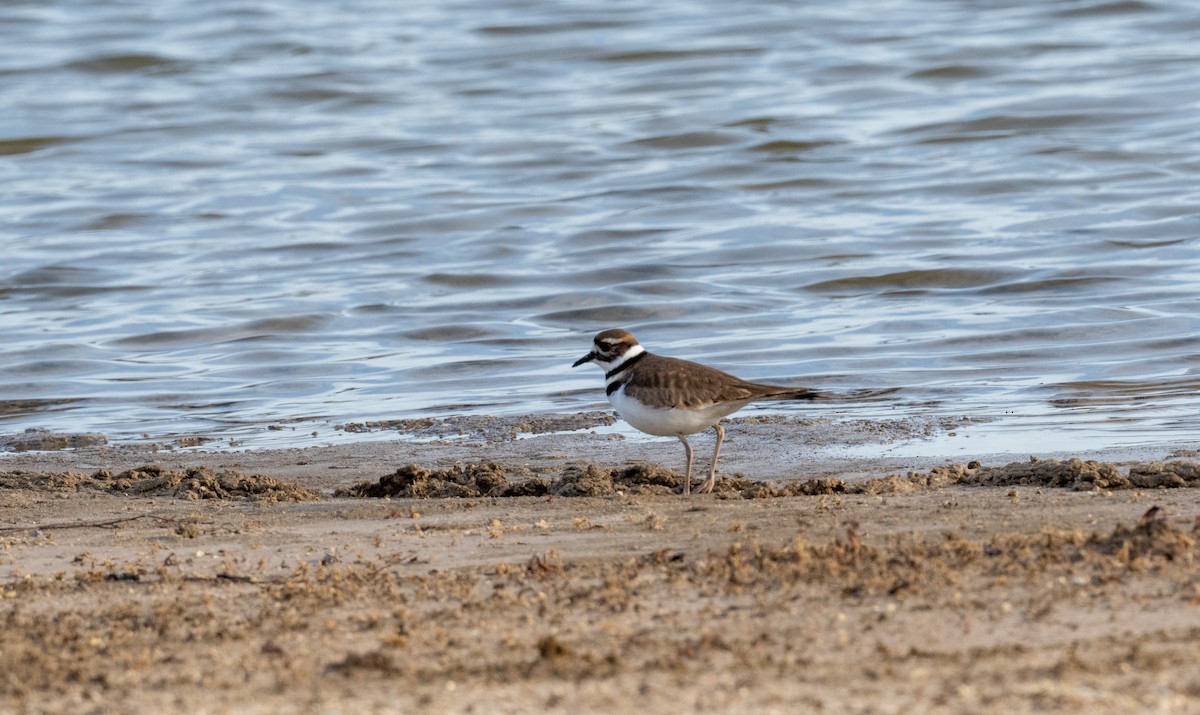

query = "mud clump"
[
  {"left": 710, "top": 475, "right": 851, "bottom": 498},
  {"left": 105, "top": 466, "right": 321, "bottom": 501},
  {"left": 1127, "top": 461, "right": 1200, "bottom": 489},
  {"left": 340, "top": 463, "right": 896, "bottom": 500},
  {"left": 0, "top": 470, "right": 95, "bottom": 492},
  {"left": 961, "top": 458, "right": 1200, "bottom": 491},
  {"left": 554, "top": 464, "right": 678, "bottom": 496},
  {"left": 551, "top": 464, "right": 617, "bottom": 497},
  {"left": 339, "top": 463, "right": 683, "bottom": 499},
  {"left": 544, "top": 463, "right": 858, "bottom": 497},
  {"left": 1, "top": 428, "right": 108, "bottom": 452},
  {"left": 338, "top": 458, "right": 1200, "bottom": 501},
  {"left": 856, "top": 458, "right": 1200, "bottom": 495},
  {"left": 1084, "top": 515, "right": 1196, "bottom": 564},
  {"left": 549, "top": 463, "right": 847, "bottom": 498},
  {"left": 0, "top": 465, "right": 319, "bottom": 501},
  {"left": 337, "top": 463, "right": 549, "bottom": 498},
  {"left": 961, "top": 457, "right": 1125, "bottom": 490}
]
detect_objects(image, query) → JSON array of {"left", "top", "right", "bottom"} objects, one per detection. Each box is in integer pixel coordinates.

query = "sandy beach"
[{"left": 3, "top": 415, "right": 1200, "bottom": 714}]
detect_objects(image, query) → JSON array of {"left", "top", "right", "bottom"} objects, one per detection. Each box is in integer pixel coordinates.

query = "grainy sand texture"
[{"left": 3, "top": 416, "right": 1200, "bottom": 714}]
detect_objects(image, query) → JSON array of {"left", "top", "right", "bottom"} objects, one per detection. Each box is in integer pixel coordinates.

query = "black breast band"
[{"left": 605, "top": 351, "right": 645, "bottom": 380}]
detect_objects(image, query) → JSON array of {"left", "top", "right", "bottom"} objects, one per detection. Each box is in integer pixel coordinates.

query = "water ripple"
[{"left": 0, "top": 0, "right": 1198, "bottom": 451}]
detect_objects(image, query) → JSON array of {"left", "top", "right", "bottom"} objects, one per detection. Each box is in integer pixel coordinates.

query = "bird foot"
[{"left": 697, "top": 477, "right": 716, "bottom": 494}]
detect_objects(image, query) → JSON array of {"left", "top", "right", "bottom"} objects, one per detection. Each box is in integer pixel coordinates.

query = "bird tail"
[{"left": 765, "top": 387, "right": 824, "bottom": 401}]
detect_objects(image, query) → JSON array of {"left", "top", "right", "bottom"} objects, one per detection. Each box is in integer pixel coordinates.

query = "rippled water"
[{"left": 3, "top": 0, "right": 1199, "bottom": 451}]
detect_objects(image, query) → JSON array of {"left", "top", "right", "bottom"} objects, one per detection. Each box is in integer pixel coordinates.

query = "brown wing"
[{"left": 622, "top": 354, "right": 813, "bottom": 408}]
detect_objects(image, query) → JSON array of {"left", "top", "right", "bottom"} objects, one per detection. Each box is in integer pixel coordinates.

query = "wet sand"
[{"left": 3, "top": 415, "right": 1200, "bottom": 714}]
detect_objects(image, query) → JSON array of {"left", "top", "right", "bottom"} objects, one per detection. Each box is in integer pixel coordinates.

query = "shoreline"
[
  {"left": 3, "top": 412, "right": 1195, "bottom": 489},
  {"left": 4, "top": 415, "right": 1200, "bottom": 713}
]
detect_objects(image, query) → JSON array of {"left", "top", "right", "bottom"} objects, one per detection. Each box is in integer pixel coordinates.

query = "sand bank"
[{"left": 3, "top": 415, "right": 1200, "bottom": 713}]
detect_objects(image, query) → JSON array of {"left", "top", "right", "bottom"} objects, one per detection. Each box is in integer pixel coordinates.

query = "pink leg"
[
  {"left": 677, "top": 435, "right": 693, "bottom": 496},
  {"left": 698, "top": 424, "right": 724, "bottom": 494}
]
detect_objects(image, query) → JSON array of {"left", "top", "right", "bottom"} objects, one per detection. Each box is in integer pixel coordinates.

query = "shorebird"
[{"left": 573, "top": 328, "right": 819, "bottom": 495}]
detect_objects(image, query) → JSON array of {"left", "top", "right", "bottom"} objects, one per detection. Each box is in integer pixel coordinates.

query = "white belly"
[{"left": 609, "top": 385, "right": 749, "bottom": 436}]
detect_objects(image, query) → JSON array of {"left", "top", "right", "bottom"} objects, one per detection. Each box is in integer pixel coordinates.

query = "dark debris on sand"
[
  {"left": 960, "top": 457, "right": 1200, "bottom": 491},
  {"left": 0, "top": 465, "right": 320, "bottom": 501},
  {"left": 338, "top": 457, "right": 1200, "bottom": 500},
  {"left": 4, "top": 457, "right": 1200, "bottom": 504},
  {"left": 0, "top": 428, "right": 108, "bottom": 452},
  {"left": 334, "top": 462, "right": 681, "bottom": 499}
]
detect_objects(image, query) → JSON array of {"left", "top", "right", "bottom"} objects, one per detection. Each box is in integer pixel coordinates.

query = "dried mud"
[
  {"left": 0, "top": 465, "right": 320, "bottom": 502},
  {"left": 1, "top": 428, "right": 108, "bottom": 452},
  {"left": 4, "top": 449, "right": 1200, "bottom": 713},
  {"left": 335, "top": 456, "right": 1200, "bottom": 501}
]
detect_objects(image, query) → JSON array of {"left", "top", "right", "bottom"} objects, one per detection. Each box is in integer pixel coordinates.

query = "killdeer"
[{"left": 573, "top": 329, "right": 820, "bottom": 495}]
